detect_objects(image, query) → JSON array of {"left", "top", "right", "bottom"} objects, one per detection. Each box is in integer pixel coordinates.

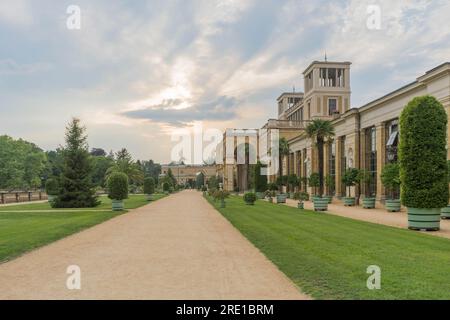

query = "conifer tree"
[{"left": 52, "top": 118, "right": 99, "bottom": 208}]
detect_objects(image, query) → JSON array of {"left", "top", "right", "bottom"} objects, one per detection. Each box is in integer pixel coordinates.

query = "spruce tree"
[{"left": 52, "top": 118, "right": 99, "bottom": 208}]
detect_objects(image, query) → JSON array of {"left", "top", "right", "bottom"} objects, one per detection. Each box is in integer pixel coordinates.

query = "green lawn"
[
  {"left": 0, "top": 194, "right": 166, "bottom": 263},
  {"left": 206, "top": 195, "right": 450, "bottom": 300}
]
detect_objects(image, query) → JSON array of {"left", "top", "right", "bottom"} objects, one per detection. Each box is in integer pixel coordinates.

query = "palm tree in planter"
[
  {"left": 243, "top": 192, "right": 257, "bottom": 205},
  {"left": 441, "top": 160, "right": 450, "bottom": 219},
  {"left": 309, "top": 172, "right": 327, "bottom": 211},
  {"left": 45, "top": 178, "right": 59, "bottom": 203},
  {"left": 254, "top": 161, "right": 268, "bottom": 199},
  {"left": 381, "top": 163, "right": 401, "bottom": 212},
  {"left": 358, "top": 169, "right": 375, "bottom": 209},
  {"left": 305, "top": 119, "right": 335, "bottom": 197},
  {"left": 323, "top": 175, "right": 335, "bottom": 204},
  {"left": 342, "top": 168, "right": 360, "bottom": 206},
  {"left": 399, "top": 96, "right": 448, "bottom": 231},
  {"left": 107, "top": 172, "right": 129, "bottom": 211},
  {"left": 295, "top": 192, "right": 310, "bottom": 209},
  {"left": 143, "top": 177, "right": 155, "bottom": 201}
]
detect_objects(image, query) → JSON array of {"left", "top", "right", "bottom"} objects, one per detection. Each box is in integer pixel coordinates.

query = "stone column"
[
  {"left": 323, "top": 142, "right": 330, "bottom": 195},
  {"left": 376, "top": 123, "right": 386, "bottom": 202},
  {"left": 335, "top": 138, "right": 342, "bottom": 198}
]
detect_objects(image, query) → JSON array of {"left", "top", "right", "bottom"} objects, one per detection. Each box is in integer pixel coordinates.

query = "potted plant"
[
  {"left": 254, "top": 161, "right": 268, "bottom": 199},
  {"left": 309, "top": 172, "right": 327, "bottom": 211},
  {"left": 295, "top": 192, "right": 309, "bottom": 209},
  {"left": 399, "top": 96, "right": 448, "bottom": 231},
  {"left": 162, "top": 182, "right": 170, "bottom": 195},
  {"left": 265, "top": 190, "right": 275, "bottom": 203},
  {"left": 275, "top": 177, "right": 287, "bottom": 203},
  {"left": 441, "top": 160, "right": 450, "bottom": 219},
  {"left": 381, "top": 163, "right": 401, "bottom": 212},
  {"left": 243, "top": 192, "right": 257, "bottom": 205},
  {"left": 107, "top": 172, "right": 129, "bottom": 211},
  {"left": 342, "top": 168, "right": 359, "bottom": 206},
  {"left": 323, "top": 175, "right": 334, "bottom": 204},
  {"left": 201, "top": 186, "right": 207, "bottom": 196},
  {"left": 287, "top": 174, "right": 298, "bottom": 199},
  {"left": 358, "top": 169, "right": 375, "bottom": 209},
  {"left": 215, "top": 190, "right": 229, "bottom": 208},
  {"left": 45, "top": 178, "right": 59, "bottom": 203},
  {"left": 143, "top": 177, "right": 155, "bottom": 201}
]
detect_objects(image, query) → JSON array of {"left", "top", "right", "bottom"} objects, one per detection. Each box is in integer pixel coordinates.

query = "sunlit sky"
[{"left": 1, "top": 0, "right": 450, "bottom": 163}]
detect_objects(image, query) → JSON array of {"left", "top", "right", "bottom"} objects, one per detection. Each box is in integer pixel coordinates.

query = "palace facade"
[{"left": 217, "top": 60, "right": 450, "bottom": 206}]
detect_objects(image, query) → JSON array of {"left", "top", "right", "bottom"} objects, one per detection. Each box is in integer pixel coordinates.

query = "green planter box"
[
  {"left": 408, "top": 208, "right": 441, "bottom": 231},
  {"left": 313, "top": 198, "right": 328, "bottom": 212},
  {"left": 441, "top": 205, "right": 450, "bottom": 219},
  {"left": 256, "top": 192, "right": 265, "bottom": 200},
  {"left": 276, "top": 194, "right": 287, "bottom": 204},
  {"left": 323, "top": 195, "right": 333, "bottom": 204},
  {"left": 362, "top": 197, "right": 376, "bottom": 209},
  {"left": 146, "top": 194, "right": 152, "bottom": 201},
  {"left": 112, "top": 199, "right": 124, "bottom": 211},
  {"left": 343, "top": 197, "right": 356, "bottom": 206},
  {"left": 385, "top": 199, "right": 401, "bottom": 212}
]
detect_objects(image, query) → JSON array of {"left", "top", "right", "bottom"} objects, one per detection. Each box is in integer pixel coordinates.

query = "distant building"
[{"left": 160, "top": 164, "right": 217, "bottom": 186}]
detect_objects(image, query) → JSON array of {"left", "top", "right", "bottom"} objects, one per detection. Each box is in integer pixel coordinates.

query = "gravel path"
[{"left": 0, "top": 190, "right": 308, "bottom": 300}]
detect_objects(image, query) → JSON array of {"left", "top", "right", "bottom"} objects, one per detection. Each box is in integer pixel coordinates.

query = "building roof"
[
  {"left": 276, "top": 92, "right": 304, "bottom": 101},
  {"left": 303, "top": 60, "right": 352, "bottom": 75}
]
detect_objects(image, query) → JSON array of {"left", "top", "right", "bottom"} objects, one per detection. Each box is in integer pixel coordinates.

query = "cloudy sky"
[{"left": 1, "top": 0, "right": 449, "bottom": 163}]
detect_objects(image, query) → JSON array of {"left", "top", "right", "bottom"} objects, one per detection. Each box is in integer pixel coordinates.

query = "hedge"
[{"left": 399, "top": 95, "right": 448, "bottom": 208}]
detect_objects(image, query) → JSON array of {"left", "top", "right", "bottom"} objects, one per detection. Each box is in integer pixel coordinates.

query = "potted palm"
[
  {"left": 143, "top": 177, "right": 155, "bottom": 201},
  {"left": 323, "top": 175, "right": 334, "bottom": 204},
  {"left": 288, "top": 174, "right": 298, "bottom": 199},
  {"left": 276, "top": 176, "right": 287, "bottom": 203},
  {"left": 359, "top": 170, "right": 375, "bottom": 209},
  {"left": 399, "top": 96, "right": 448, "bottom": 231},
  {"left": 45, "top": 178, "right": 59, "bottom": 203},
  {"left": 107, "top": 172, "right": 128, "bottom": 211},
  {"left": 381, "top": 163, "right": 401, "bottom": 212},
  {"left": 265, "top": 190, "right": 275, "bottom": 203},
  {"left": 244, "top": 192, "right": 257, "bottom": 205},
  {"left": 342, "top": 168, "right": 359, "bottom": 206},
  {"left": 441, "top": 160, "right": 450, "bottom": 219},
  {"left": 305, "top": 119, "right": 335, "bottom": 199},
  {"left": 254, "top": 161, "right": 268, "bottom": 199}
]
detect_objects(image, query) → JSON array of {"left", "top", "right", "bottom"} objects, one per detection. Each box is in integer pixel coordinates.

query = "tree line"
[{"left": 0, "top": 119, "right": 162, "bottom": 193}]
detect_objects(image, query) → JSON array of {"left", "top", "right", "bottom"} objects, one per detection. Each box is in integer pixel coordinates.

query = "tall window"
[
  {"left": 328, "top": 98, "right": 338, "bottom": 115},
  {"left": 366, "top": 127, "right": 377, "bottom": 197},
  {"left": 328, "top": 142, "right": 336, "bottom": 195},
  {"left": 386, "top": 119, "right": 399, "bottom": 163},
  {"left": 319, "top": 68, "right": 345, "bottom": 88}
]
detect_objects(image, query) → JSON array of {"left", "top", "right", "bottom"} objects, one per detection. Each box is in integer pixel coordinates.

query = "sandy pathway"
[
  {"left": 0, "top": 190, "right": 307, "bottom": 300},
  {"left": 285, "top": 199, "right": 450, "bottom": 240}
]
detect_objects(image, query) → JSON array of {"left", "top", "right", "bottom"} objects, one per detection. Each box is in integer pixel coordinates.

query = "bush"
[
  {"left": 254, "top": 162, "right": 268, "bottom": 192},
  {"left": 243, "top": 192, "right": 256, "bottom": 204},
  {"left": 288, "top": 174, "right": 299, "bottom": 191},
  {"left": 399, "top": 95, "right": 448, "bottom": 208},
  {"left": 143, "top": 177, "right": 155, "bottom": 195},
  {"left": 45, "top": 178, "right": 59, "bottom": 196},
  {"left": 201, "top": 186, "right": 207, "bottom": 192},
  {"left": 268, "top": 183, "right": 278, "bottom": 191},
  {"left": 309, "top": 173, "right": 320, "bottom": 195},
  {"left": 342, "top": 168, "right": 360, "bottom": 197},
  {"left": 107, "top": 172, "right": 129, "bottom": 200},
  {"left": 162, "top": 182, "right": 170, "bottom": 192},
  {"left": 381, "top": 163, "right": 400, "bottom": 199}
]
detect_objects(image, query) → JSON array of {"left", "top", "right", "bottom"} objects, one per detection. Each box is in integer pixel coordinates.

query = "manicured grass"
[
  {"left": 206, "top": 195, "right": 450, "bottom": 300},
  {"left": 0, "top": 194, "right": 166, "bottom": 263},
  {"left": 0, "top": 194, "right": 166, "bottom": 211}
]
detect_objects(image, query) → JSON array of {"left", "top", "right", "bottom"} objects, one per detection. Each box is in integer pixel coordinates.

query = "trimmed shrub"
[
  {"left": 254, "top": 162, "right": 268, "bottom": 192},
  {"left": 399, "top": 96, "right": 448, "bottom": 208},
  {"left": 309, "top": 173, "right": 320, "bottom": 196},
  {"left": 45, "top": 178, "right": 59, "bottom": 196},
  {"left": 381, "top": 163, "right": 400, "bottom": 199},
  {"left": 342, "top": 168, "right": 359, "bottom": 197},
  {"left": 243, "top": 192, "right": 257, "bottom": 204},
  {"left": 107, "top": 172, "right": 129, "bottom": 200},
  {"left": 162, "top": 182, "right": 170, "bottom": 192},
  {"left": 143, "top": 177, "right": 155, "bottom": 195}
]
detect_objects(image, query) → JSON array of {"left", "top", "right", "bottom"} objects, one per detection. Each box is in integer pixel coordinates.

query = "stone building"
[
  {"left": 218, "top": 60, "right": 450, "bottom": 206},
  {"left": 160, "top": 164, "right": 216, "bottom": 186}
]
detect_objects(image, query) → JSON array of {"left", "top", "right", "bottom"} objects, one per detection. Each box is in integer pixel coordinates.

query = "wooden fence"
[{"left": 0, "top": 191, "right": 48, "bottom": 204}]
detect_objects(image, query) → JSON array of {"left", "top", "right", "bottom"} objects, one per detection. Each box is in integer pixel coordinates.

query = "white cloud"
[{"left": 0, "top": 0, "right": 32, "bottom": 26}]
